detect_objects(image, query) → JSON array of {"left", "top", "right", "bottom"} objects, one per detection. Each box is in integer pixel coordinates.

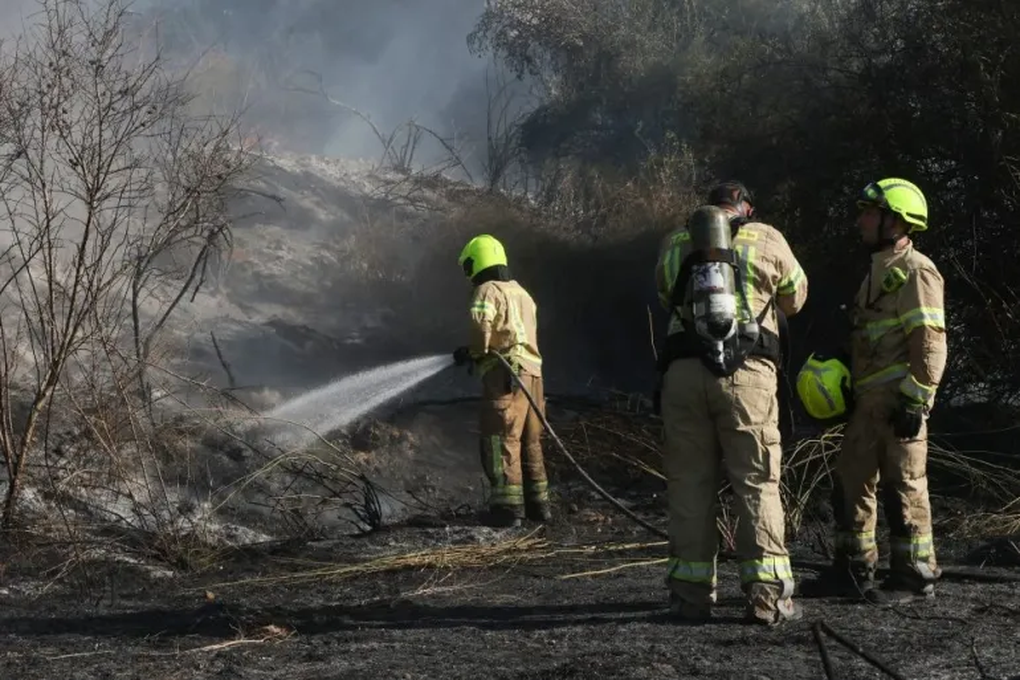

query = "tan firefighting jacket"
[
  {"left": 849, "top": 239, "right": 947, "bottom": 406},
  {"left": 468, "top": 279, "right": 542, "bottom": 377},
  {"left": 655, "top": 219, "right": 809, "bottom": 339}
]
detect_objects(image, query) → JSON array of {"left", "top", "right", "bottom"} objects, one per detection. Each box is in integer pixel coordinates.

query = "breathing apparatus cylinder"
[{"left": 687, "top": 206, "right": 740, "bottom": 358}]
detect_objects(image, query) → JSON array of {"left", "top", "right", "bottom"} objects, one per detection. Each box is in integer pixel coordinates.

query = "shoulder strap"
[{"left": 729, "top": 216, "right": 749, "bottom": 234}]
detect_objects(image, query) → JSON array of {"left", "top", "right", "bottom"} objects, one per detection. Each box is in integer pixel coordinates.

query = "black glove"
[
  {"left": 890, "top": 397, "right": 924, "bottom": 439},
  {"left": 452, "top": 346, "right": 471, "bottom": 367}
]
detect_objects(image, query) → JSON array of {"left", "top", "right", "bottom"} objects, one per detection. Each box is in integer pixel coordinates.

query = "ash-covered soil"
[
  {"left": 2, "top": 500, "right": 1019, "bottom": 679},
  {"left": 2, "top": 396, "right": 1020, "bottom": 680}
]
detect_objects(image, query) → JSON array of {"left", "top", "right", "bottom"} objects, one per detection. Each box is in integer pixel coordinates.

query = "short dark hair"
[{"left": 707, "top": 181, "right": 754, "bottom": 208}]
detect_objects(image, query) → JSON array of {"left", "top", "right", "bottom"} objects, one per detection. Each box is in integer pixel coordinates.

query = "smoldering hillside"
[
  {"left": 183, "top": 151, "right": 667, "bottom": 402},
  {"left": 0, "top": 0, "right": 674, "bottom": 558},
  {"left": 107, "top": 0, "right": 662, "bottom": 403}
]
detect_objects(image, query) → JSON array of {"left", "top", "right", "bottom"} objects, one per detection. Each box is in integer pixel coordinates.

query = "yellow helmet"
[
  {"left": 856, "top": 177, "right": 928, "bottom": 233},
  {"left": 458, "top": 234, "right": 508, "bottom": 278},
  {"left": 796, "top": 352, "right": 852, "bottom": 420}
]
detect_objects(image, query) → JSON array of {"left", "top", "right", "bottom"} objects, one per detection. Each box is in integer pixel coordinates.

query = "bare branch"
[{"left": 0, "top": 0, "right": 254, "bottom": 528}]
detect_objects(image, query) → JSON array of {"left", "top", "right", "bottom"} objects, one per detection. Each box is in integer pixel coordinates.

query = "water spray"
[{"left": 260, "top": 353, "right": 452, "bottom": 450}]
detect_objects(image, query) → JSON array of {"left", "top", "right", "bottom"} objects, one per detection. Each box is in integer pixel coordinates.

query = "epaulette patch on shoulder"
[{"left": 881, "top": 266, "right": 909, "bottom": 293}]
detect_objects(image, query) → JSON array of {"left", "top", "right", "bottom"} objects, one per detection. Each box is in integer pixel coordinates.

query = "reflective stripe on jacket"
[
  {"left": 654, "top": 220, "right": 808, "bottom": 339},
  {"left": 468, "top": 279, "right": 542, "bottom": 376},
  {"left": 850, "top": 240, "right": 947, "bottom": 405}
]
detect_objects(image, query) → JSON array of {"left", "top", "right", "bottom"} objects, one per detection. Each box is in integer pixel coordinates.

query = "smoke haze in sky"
[{"left": 1, "top": 0, "right": 538, "bottom": 174}]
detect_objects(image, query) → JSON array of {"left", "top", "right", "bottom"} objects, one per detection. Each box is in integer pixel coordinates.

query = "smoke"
[
  {"left": 0, "top": 0, "right": 539, "bottom": 178},
  {"left": 0, "top": 0, "right": 38, "bottom": 39},
  {"left": 114, "top": 0, "right": 536, "bottom": 175}
]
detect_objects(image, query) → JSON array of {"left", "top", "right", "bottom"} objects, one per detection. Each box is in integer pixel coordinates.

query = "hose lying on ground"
[
  {"left": 490, "top": 354, "right": 1020, "bottom": 585},
  {"left": 492, "top": 353, "right": 669, "bottom": 540}
]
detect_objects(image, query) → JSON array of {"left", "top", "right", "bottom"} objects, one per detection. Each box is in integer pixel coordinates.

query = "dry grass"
[
  {"left": 204, "top": 533, "right": 669, "bottom": 591},
  {"left": 208, "top": 530, "right": 552, "bottom": 589},
  {"left": 555, "top": 411, "right": 662, "bottom": 484},
  {"left": 551, "top": 405, "right": 1020, "bottom": 544},
  {"left": 950, "top": 509, "right": 1020, "bottom": 538},
  {"left": 789, "top": 426, "right": 1020, "bottom": 540},
  {"left": 780, "top": 429, "right": 844, "bottom": 534}
]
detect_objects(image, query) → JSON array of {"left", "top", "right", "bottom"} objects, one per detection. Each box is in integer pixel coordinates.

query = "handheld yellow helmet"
[
  {"left": 796, "top": 352, "right": 852, "bottom": 420},
  {"left": 458, "top": 234, "right": 508, "bottom": 278},
  {"left": 856, "top": 177, "right": 928, "bottom": 233}
]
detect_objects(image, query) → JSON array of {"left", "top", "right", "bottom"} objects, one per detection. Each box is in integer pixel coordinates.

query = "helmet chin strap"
[{"left": 869, "top": 210, "right": 904, "bottom": 253}]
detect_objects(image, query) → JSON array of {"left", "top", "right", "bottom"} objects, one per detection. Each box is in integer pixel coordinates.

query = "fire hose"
[
  {"left": 492, "top": 353, "right": 669, "bottom": 539},
  {"left": 486, "top": 353, "right": 1020, "bottom": 585}
]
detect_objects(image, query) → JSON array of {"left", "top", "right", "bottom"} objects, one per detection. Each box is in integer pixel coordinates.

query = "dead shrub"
[{"left": 0, "top": 0, "right": 268, "bottom": 574}]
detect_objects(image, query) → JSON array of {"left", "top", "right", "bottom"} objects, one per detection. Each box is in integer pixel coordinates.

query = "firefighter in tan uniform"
[
  {"left": 654, "top": 182, "right": 808, "bottom": 625},
  {"left": 453, "top": 234, "right": 550, "bottom": 528},
  {"left": 797, "top": 177, "right": 947, "bottom": 604}
]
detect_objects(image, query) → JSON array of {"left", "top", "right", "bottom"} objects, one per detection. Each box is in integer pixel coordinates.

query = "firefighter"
[
  {"left": 453, "top": 234, "right": 550, "bottom": 528},
  {"left": 654, "top": 182, "right": 809, "bottom": 625},
  {"left": 798, "top": 177, "right": 947, "bottom": 605}
]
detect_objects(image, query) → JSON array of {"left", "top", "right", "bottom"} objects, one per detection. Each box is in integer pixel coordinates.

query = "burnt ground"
[
  {"left": 1, "top": 520, "right": 1019, "bottom": 680},
  {"left": 2, "top": 400, "right": 1020, "bottom": 680}
]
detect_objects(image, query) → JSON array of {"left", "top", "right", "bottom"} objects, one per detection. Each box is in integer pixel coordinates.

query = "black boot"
[
  {"left": 668, "top": 593, "right": 712, "bottom": 625},
  {"left": 525, "top": 500, "right": 552, "bottom": 523},
  {"left": 481, "top": 505, "right": 523, "bottom": 528},
  {"left": 864, "top": 573, "right": 935, "bottom": 606},
  {"left": 799, "top": 562, "right": 876, "bottom": 599}
]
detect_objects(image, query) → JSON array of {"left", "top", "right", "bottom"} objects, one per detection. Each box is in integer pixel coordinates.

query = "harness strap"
[{"left": 660, "top": 231, "right": 781, "bottom": 376}]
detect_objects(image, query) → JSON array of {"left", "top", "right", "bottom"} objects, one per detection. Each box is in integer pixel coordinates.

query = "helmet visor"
[{"left": 858, "top": 182, "right": 888, "bottom": 208}]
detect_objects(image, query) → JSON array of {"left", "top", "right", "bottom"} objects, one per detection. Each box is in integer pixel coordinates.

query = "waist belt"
[{"left": 657, "top": 327, "right": 782, "bottom": 374}]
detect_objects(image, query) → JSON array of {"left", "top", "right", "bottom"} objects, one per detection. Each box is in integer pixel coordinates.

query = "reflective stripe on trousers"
[
  {"left": 739, "top": 555, "right": 795, "bottom": 598},
  {"left": 891, "top": 533, "right": 935, "bottom": 564},
  {"left": 835, "top": 530, "right": 878, "bottom": 555},
  {"left": 525, "top": 479, "right": 549, "bottom": 503},
  {"left": 666, "top": 557, "right": 716, "bottom": 587},
  {"left": 665, "top": 555, "right": 795, "bottom": 594},
  {"left": 488, "top": 434, "right": 521, "bottom": 507}
]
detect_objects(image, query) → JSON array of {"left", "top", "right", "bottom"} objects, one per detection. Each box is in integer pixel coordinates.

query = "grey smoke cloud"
[
  {"left": 0, "top": 0, "right": 34, "bottom": 39},
  {"left": 0, "top": 0, "right": 539, "bottom": 177},
  {"left": 132, "top": 0, "right": 534, "bottom": 173}
]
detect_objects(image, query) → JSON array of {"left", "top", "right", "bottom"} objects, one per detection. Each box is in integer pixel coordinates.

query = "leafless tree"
[
  {"left": 480, "top": 64, "right": 527, "bottom": 193},
  {"left": 0, "top": 0, "right": 254, "bottom": 529}
]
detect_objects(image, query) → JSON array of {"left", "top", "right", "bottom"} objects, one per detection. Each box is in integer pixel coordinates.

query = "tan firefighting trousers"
[
  {"left": 661, "top": 356, "right": 795, "bottom": 612},
  {"left": 479, "top": 365, "right": 549, "bottom": 510},
  {"left": 833, "top": 388, "right": 938, "bottom": 585}
]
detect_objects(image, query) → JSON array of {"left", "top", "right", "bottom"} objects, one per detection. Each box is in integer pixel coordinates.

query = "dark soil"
[
  {"left": 2, "top": 512, "right": 1019, "bottom": 680},
  {"left": 2, "top": 400, "right": 1020, "bottom": 680}
]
